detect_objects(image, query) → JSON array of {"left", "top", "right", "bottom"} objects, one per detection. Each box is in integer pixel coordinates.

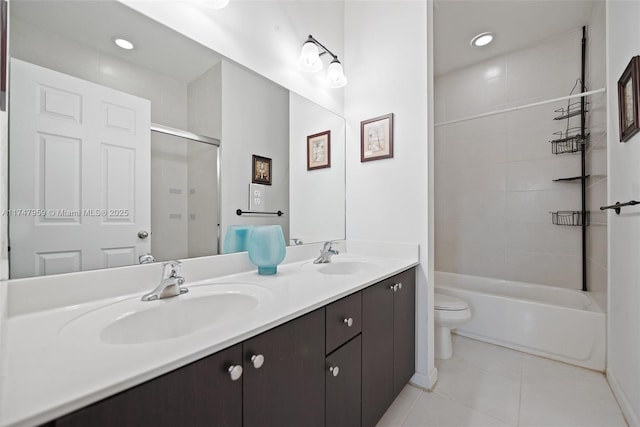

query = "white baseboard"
[{"left": 607, "top": 368, "right": 639, "bottom": 426}]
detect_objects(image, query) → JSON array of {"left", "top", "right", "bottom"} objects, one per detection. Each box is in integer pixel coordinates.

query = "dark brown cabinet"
[
  {"left": 362, "top": 267, "right": 416, "bottom": 427},
  {"left": 242, "top": 308, "right": 325, "bottom": 427},
  {"left": 54, "top": 343, "right": 243, "bottom": 427},
  {"left": 49, "top": 267, "right": 416, "bottom": 427},
  {"left": 325, "top": 335, "right": 362, "bottom": 427}
]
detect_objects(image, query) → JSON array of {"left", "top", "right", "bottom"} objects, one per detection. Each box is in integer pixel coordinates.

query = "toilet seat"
[{"left": 434, "top": 293, "right": 468, "bottom": 311}]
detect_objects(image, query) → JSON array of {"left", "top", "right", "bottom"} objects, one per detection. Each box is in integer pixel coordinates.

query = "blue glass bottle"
[{"left": 247, "top": 225, "right": 286, "bottom": 275}]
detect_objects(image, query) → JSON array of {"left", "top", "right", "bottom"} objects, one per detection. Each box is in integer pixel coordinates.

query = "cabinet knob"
[
  {"left": 397, "top": 282, "right": 403, "bottom": 290},
  {"left": 343, "top": 317, "right": 354, "bottom": 327},
  {"left": 250, "top": 354, "right": 265, "bottom": 369},
  {"left": 389, "top": 284, "right": 399, "bottom": 292},
  {"left": 228, "top": 365, "right": 243, "bottom": 381},
  {"left": 329, "top": 366, "right": 340, "bottom": 377}
]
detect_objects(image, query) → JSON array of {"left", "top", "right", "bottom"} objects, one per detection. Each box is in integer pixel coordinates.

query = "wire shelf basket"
[
  {"left": 549, "top": 128, "right": 588, "bottom": 154},
  {"left": 553, "top": 101, "right": 589, "bottom": 120},
  {"left": 550, "top": 211, "right": 589, "bottom": 226}
]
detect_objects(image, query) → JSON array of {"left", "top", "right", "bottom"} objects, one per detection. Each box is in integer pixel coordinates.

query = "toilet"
[{"left": 434, "top": 293, "right": 471, "bottom": 359}]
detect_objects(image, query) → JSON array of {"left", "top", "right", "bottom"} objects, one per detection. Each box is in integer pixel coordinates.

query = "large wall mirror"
[{"left": 8, "top": 0, "right": 346, "bottom": 279}]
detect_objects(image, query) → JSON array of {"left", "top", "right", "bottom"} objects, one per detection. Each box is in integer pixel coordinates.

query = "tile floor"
[{"left": 377, "top": 335, "right": 627, "bottom": 427}]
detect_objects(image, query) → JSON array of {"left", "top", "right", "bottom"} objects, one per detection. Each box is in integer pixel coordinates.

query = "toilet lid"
[{"left": 434, "top": 293, "right": 468, "bottom": 311}]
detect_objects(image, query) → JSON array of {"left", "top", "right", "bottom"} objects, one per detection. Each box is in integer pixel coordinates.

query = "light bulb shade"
[
  {"left": 326, "top": 59, "right": 347, "bottom": 88},
  {"left": 247, "top": 225, "right": 286, "bottom": 275},
  {"left": 298, "top": 41, "right": 323, "bottom": 73}
]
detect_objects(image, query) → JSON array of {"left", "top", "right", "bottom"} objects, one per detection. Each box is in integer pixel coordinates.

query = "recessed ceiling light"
[
  {"left": 471, "top": 32, "right": 494, "bottom": 48},
  {"left": 113, "top": 38, "right": 134, "bottom": 50}
]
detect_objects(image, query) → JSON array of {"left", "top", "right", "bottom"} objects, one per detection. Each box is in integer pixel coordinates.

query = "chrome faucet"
[
  {"left": 313, "top": 241, "right": 339, "bottom": 264},
  {"left": 141, "top": 260, "right": 188, "bottom": 301}
]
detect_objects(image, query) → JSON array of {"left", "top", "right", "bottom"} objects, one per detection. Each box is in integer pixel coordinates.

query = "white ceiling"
[
  {"left": 434, "top": 0, "right": 599, "bottom": 76},
  {"left": 13, "top": 0, "right": 600, "bottom": 82},
  {"left": 10, "top": 0, "right": 222, "bottom": 84}
]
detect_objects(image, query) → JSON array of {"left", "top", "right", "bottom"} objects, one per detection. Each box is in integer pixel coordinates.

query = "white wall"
[
  {"left": 606, "top": 1, "right": 640, "bottom": 425},
  {"left": 435, "top": 29, "right": 601, "bottom": 291},
  {"left": 119, "top": 0, "right": 345, "bottom": 116},
  {"left": 289, "top": 92, "right": 345, "bottom": 244},
  {"left": 344, "top": 1, "right": 431, "bottom": 387},
  {"left": 220, "top": 60, "right": 289, "bottom": 244}
]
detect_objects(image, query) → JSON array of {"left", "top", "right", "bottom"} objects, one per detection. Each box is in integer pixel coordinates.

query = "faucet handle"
[
  {"left": 162, "top": 260, "right": 182, "bottom": 278},
  {"left": 323, "top": 241, "right": 337, "bottom": 250}
]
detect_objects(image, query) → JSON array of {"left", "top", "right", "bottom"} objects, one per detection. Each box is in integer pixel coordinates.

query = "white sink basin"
[
  {"left": 60, "top": 283, "right": 272, "bottom": 345},
  {"left": 317, "top": 261, "right": 373, "bottom": 275}
]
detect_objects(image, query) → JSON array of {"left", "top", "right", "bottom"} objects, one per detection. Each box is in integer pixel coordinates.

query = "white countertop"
[{"left": 0, "top": 241, "right": 418, "bottom": 427}]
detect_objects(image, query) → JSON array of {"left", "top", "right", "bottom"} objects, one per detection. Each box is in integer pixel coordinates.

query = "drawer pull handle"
[
  {"left": 343, "top": 317, "right": 354, "bottom": 327},
  {"left": 228, "top": 365, "right": 243, "bottom": 381},
  {"left": 329, "top": 366, "right": 340, "bottom": 377},
  {"left": 251, "top": 354, "right": 265, "bottom": 369}
]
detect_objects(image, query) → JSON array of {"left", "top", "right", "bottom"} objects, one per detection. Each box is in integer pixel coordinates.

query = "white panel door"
[{"left": 9, "top": 59, "right": 151, "bottom": 278}]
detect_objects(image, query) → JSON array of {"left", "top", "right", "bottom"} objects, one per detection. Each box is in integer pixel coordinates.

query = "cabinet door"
[
  {"left": 54, "top": 344, "right": 243, "bottom": 427},
  {"left": 393, "top": 268, "right": 416, "bottom": 397},
  {"left": 242, "top": 308, "right": 325, "bottom": 427},
  {"left": 362, "top": 278, "right": 395, "bottom": 427},
  {"left": 326, "top": 335, "right": 362, "bottom": 427}
]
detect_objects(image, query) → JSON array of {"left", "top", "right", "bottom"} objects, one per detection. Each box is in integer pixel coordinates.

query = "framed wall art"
[
  {"left": 361, "top": 113, "right": 393, "bottom": 162},
  {"left": 252, "top": 155, "right": 272, "bottom": 185},
  {"left": 618, "top": 55, "right": 640, "bottom": 142},
  {"left": 307, "top": 130, "right": 331, "bottom": 170}
]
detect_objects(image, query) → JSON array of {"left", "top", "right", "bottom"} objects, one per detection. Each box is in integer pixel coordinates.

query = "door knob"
[
  {"left": 138, "top": 230, "right": 149, "bottom": 239},
  {"left": 251, "top": 354, "right": 265, "bottom": 369},
  {"left": 228, "top": 365, "right": 243, "bottom": 381}
]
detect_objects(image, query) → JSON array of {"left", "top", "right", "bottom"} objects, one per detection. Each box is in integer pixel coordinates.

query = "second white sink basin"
[{"left": 60, "top": 283, "right": 273, "bottom": 345}]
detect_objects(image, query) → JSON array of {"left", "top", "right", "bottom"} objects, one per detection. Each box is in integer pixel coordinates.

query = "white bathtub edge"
[
  {"left": 454, "top": 330, "right": 605, "bottom": 372},
  {"left": 436, "top": 272, "right": 606, "bottom": 372}
]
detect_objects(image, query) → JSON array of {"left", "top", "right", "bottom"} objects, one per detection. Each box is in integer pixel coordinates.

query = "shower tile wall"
[{"left": 435, "top": 27, "right": 606, "bottom": 292}]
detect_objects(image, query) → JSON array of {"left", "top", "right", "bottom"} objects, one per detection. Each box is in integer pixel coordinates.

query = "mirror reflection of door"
[{"left": 9, "top": 59, "right": 151, "bottom": 278}]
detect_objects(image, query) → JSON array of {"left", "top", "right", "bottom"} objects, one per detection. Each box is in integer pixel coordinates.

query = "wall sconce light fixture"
[{"left": 297, "top": 34, "right": 347, "bottom": 88}]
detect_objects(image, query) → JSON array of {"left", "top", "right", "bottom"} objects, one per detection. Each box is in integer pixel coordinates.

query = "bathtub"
[{"left": 435, "top": 271, "right": 605, "bottom": 371}]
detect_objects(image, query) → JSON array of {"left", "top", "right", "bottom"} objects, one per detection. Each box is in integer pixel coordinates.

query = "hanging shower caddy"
[{"left": 548, "top": 26, "right": 589, "bottom": 291}]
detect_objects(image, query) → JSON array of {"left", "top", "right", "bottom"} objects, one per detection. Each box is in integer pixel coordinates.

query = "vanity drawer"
[{"left": 326, "top": 291, "right": 362, "bottom": 354}]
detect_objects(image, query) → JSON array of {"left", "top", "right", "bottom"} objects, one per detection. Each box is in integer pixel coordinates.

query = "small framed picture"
[
  {"left": 618, "top": 56, "right": 640, "bottom": 142},
  {"left": 252, "top": 155, "right": 272, "bottom": 185},
  {"left": 307, "top": 130, "right": 331, "bottom": 170},
  {"left": 361, "top": 113, "right": 393, "bottom": 162}
]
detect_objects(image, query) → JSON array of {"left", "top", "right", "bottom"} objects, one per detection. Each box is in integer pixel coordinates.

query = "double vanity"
[{"left": 0, "top": 241, "right": 418, "bottom": 427}]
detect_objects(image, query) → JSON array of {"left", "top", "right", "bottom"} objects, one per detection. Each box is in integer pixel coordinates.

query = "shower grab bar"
[
  {"left": 600, "top": 200, "right": 639, "bottom": 215},
  {"left": 236, "top": 209, "right": 284, "bottom": 217}
]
